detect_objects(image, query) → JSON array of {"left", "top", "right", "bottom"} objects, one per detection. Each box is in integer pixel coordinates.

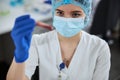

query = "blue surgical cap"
[{"left": 52, "top": 0, "right": 92, "bottom": 26}]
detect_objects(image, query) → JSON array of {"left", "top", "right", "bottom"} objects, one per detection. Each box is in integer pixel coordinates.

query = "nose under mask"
[{"left": 53, "top": 16, "right": 85, "bottom": 37}]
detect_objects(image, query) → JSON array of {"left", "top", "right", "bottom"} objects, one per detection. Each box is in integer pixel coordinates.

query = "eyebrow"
[
  {"left": 56, "top": 9, "right": 82, "bottom": 13},
  {"left": 56, "top": 9, "right": 64, "bottom": 12},
  {"left": 72, "top": 11, "right": 82, "bottom": 13}
]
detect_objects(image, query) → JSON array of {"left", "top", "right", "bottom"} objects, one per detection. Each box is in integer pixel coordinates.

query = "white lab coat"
[{"left": 25, "top": 30, "right": 111, "bottom": 80}]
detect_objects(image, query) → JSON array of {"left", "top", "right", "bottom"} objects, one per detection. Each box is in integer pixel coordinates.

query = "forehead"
[{"left": 56, "top": 4, "right": 83, "bottom": 12}]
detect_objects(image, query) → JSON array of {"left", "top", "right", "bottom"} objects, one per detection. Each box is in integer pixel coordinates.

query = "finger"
[
  {"left": 16, "top": 18, "right": 35, "bottom": 28},
  {"left": 13, "top": 19, "right": 35, "bottom": 30},
  {"left": 11, "top": 28, "right": 32, "bottom": 39},
  {"left": 14, "top": 30, "right": 33, "bottom": 41},
  {"left": 14, "top": 24, "right": 35, "bottom": 35},
  {"left": 15, "top": 15, "right": 30, "bottom": 22},
  {"left": 22, "top": 35, "right": 31, "bottom": 48},
  {"left": 12, "top": 22, "right": 35, "bottom": 37},
  {"left": 24, "top": 32, "right": 32, "bottom": 46}
]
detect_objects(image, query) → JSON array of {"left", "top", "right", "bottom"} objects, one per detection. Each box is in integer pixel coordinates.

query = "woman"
[{"left": 7, "top": 0, "right": 111, "bottom": 80}]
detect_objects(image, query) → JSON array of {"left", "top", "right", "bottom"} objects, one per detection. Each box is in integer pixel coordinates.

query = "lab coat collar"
[{"left": 55, "top": 30, "right": 84, "bottom": 75}]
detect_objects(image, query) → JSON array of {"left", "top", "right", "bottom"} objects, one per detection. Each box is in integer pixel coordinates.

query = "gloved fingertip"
[
  {"left": 31, "top": 18, "right": 35, "bottom": 23},
  {"left": 15, "top": 14, "right": 30, "bottom": 22},
  {"left": 30, "top": 18, "right": 36, "bottom": 26}
]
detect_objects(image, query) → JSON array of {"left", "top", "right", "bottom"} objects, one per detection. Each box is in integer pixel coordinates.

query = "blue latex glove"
[{"left": 11, "top": 15, "right": 35, "bottom": 63}]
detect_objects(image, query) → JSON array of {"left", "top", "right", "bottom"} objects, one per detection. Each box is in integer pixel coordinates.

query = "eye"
[
  {"left": 56, "top": 11, "right": 64, "bottom": 17},
  {"left": 72, "top": 13, "right": 82, "bottom": 18}
]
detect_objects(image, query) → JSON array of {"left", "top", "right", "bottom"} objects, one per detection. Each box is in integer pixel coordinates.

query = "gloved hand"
[{"left": 11, "top": 15, "right": 35, "bottom": 63}]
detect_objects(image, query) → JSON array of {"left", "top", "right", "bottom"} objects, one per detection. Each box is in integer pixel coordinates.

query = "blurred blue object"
[
  {"left": 11, "top": 15, "right": 35, "bottom": 63},
  {"left": 44, "top": 0, "right": 51, "bottom": 4},
  {"left": 17, "top": 0, "right": 24, "bottom": 5},
  {"left": 10, "top": 0, "right": 24, "bottom": 7},
  {"left": 33, "top": 7, "right": 51, "bottom": 15}
]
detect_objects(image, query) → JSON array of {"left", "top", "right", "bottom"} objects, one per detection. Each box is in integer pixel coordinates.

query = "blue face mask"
[{"left": 53, "top": 16, "right": 85, "bottom": 37}]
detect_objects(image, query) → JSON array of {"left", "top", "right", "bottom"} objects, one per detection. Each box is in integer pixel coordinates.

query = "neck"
[{"left": 58, "top": 31, "right": 82, "bottom": 43}]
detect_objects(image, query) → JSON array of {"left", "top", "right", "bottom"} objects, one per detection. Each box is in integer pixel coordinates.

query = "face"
[{"left": 55, "top": 4, "right": 86, "bottom": 18}]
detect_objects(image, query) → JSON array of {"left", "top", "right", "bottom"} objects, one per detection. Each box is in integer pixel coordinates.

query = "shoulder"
[
  {"left": 31, "top": 30, "right": 56, "bottom": 45},
  {"left": 81, "top": 30, "right": 107, "bottom": 47},
  {"left": 81, "top": 31, "right": 110, "bottom": 59}
]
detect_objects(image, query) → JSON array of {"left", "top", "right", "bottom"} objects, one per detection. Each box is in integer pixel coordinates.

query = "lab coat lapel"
[
  {"left": 67, "top": 31, "right": 84, "bottom": 74},
  {"left": 55, "top": 31, "right": 68, "bottom": 74}
]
